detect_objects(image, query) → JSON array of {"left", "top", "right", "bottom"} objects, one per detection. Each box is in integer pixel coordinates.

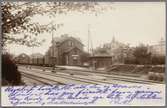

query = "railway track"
[
  {"left": 21, "top": 72, "right": 65, "bottom": 85},
  {"left": 58, "top": 69, "right": 164, "bottom": 84},
  {"left": 21, "top": 65, "right": 164, "bottom": 84},
  {"left": 25, "top": 65, "right": 161, "bottom": 84},
  {"left": 19, "top": 66, "right": 159, "bottom": 85},
  {"left": 19, "top": 68, "right": 107, "bottom": 84}
]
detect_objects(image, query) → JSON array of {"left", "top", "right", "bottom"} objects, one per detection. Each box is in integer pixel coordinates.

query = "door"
[{"left": 65, "top": 54, "right": 69, "bottom": 65}]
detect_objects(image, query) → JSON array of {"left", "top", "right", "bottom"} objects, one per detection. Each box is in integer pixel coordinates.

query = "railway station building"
[{"left": 45, "top": 34, "right": 85, "bottom": 66}]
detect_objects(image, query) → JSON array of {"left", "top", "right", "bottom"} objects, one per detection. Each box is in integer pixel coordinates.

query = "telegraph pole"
[
  {"left": 51, "top": 22, "right": 55, "bottom": 72},
  {"left": 88, "top": 24, "right": 90, "bottom": 54},
  {"left": 52, "top": 22, "right": 54, "bottom": 66},
  {"left": 88, "top": 24, "right": 95, "bottom": 70},
  {"left": 88, "top": 24, "right": 94, "bottom": 55}
]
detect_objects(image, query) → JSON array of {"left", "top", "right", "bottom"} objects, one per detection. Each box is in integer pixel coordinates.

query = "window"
[
  {"left": 68, "top": 41, "right": 74, "bottom": 47},
  {"left": 74, "top": 49, "right": 78, "bottom": 55}
]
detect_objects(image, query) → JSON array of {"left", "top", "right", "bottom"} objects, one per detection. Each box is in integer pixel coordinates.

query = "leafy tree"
[
  {"left": 133, "top": 44, "right": 152, "bottom": 64},
  {"left": 2, "top": 1, "right": 102, "bottom": 47},
  {"left": 2, "top": 1, "right": 111, "bottom": 85}
]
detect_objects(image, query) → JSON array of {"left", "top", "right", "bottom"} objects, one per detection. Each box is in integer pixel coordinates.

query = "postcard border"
[{"left": 0, "top": 0, "right": 166, "bottom": 108}]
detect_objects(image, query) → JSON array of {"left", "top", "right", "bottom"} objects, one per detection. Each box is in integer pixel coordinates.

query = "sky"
[{"left": 6, "top": 2, "right": 165, "bottom": 56}]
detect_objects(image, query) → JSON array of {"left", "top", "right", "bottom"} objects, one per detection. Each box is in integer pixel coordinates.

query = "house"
[
  {"left": 45, "top": 34, "right": 84, "bottom": 66},
  {"left": 89, "top": 48, "right": 112, "bottom": 69},
  {"left": 14, "top": 53, "right": 30, "bottom": 64},
  {"left": 102, "top": 37, "right": 130, "bottom": 64}
]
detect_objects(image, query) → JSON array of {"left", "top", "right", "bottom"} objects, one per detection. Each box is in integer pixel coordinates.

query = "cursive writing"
[{"left": 2, "top": 84, "right": 164, "bottom": 106}]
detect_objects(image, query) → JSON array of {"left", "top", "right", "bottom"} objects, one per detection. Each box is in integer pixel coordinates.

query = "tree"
[
  {"left": 2, "top": 1, "right": 103, "bottom": 85},
  {"left": 151, "top": 55, "right": 165, "bottom": 65},
  {"left": 2, "top": 1, "right": 102, "bottom": 48},
  {"left": 2, "top": 53, "right": 21, "bottom": 86},
  {"left": 133, "top": 44, "right": 152, "bottom": 64}
]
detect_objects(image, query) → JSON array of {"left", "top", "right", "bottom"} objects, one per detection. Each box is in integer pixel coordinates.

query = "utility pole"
[
  {"left": 88, "top": 24, "right": 95, "bottom": 70},
  {"left": 88, "top": 24, "right": 94, "bottom": 56},
  {"left": 88, "top": 24, "right": 90, "bottom": 54},
  {"left": 51, "top": 22, "right": 55, "bottom": 72},
  {"left": 90, "top": 31, "right": 93, "bottom": 56},
  {"left": 52, "top": 23, "right": 54, "bottom": 66}
]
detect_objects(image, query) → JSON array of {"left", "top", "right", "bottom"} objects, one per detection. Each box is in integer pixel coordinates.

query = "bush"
[
  {"left": 148, "top": 72, "right": 156, "bottom": 80},
  {"left": 151, "top": 56, "right": 165, "bottom": 65},
  {"left": 2, "top": 54, "right": 21, "bottom": 86},
  {"left": 148, "top": 72, "right": 164, "bottom": 82},
  {"left": 156, "top": 73, "right": 164, "bottom": 81}
]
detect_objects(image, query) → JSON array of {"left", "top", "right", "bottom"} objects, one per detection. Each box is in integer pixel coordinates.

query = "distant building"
[
  {"left": 101, "top": 37, "right": 130, "bottom": 64},
  {"left": 30, "top": 53, "right": 44, "bottom": 65},
  {"left": 14, "top": 53, "right": 30, "bottom": 64},
  {"left": 148, "top": 38, "right": 165, "bottom": 56},
  {"left": 90, "top": 48, "right": 112, "bottom": 69},
  {"left": 45, "top": 34, "right": 84, "bottom": 66}
]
